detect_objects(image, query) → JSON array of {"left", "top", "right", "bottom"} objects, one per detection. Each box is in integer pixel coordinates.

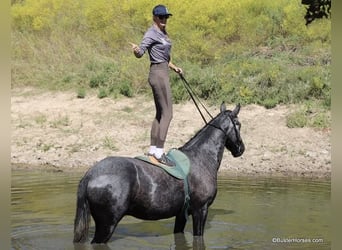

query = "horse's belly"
[
  {"left": 127, "top": 205, "right": 180, "bottom": 220},
  {"left": 127, "top": 191, "right": 184, "bottom": 220}
]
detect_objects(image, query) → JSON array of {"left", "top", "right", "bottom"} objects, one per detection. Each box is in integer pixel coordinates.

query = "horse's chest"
[{"left": 190, "top": 179, "right": 217, "bottom": 204}]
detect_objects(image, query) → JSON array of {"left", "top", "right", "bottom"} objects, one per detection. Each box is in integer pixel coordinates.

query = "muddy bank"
[{"left": 11, "top": 88, "right": 331, "bottom": 178}]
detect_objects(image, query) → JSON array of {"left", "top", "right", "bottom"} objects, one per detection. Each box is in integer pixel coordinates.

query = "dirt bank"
[{"left": 11, "top": 88, "right": 331, "bottom": 177}]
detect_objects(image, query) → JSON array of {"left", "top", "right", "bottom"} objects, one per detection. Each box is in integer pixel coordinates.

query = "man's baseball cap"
[{"left": 152, "top": 5, "right": 172, "bottom": 16}]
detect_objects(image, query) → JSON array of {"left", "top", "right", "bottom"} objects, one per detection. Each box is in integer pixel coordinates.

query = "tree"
[{"left": 302, "top": 0, "right": 331, "bottom": 25}]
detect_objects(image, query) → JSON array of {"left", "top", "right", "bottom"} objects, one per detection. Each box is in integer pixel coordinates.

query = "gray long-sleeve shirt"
[{"left": 135, "top": 25, "right": 172, "bottom": 64}]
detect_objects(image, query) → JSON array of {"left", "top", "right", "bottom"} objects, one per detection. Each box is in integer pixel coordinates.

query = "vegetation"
[{"left": 11, "top": 0, "right": 331, "bottom": 128}]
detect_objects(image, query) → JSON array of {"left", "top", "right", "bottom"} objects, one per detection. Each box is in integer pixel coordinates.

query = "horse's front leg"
[
  {"left": 193, "top": 236, "right": 206, "bottom": 250},
  {"left": 192, "top": 204, "right": 208, "bottom": 236},
  {"left": 174, "top": 213, "right": 187, "bottom": 233}
]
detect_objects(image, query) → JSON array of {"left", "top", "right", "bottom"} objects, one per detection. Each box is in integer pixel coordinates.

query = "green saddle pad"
[{"left": 135, "top": 149, "right": 190, "bottom": 180}]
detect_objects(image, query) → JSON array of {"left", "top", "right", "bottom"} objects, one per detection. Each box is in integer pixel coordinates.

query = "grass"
[
  {"left": 76, "top": 88, "right": 86, "bottom": 99},
  {"left": 36, "top": 140, "right": 53, "bottom": 152},
  {"left": 102, "top": 136, "right": 118, "bottom": 151},
  {"left": 50, "top": 115, "right": 71, "bottom": 128},
  {"left": 34, "top": 114, "right": 47, "bottom": 125},
  {"left": 286, "top": 102, "right": 331, "bottom": 129}
]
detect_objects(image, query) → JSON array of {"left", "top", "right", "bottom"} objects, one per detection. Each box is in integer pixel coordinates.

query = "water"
[{"left": 11, "top": 169, "right": 331, "bottom": 249}]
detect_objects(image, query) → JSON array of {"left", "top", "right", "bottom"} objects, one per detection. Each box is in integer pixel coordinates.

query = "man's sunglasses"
[{"left": 158, "top": 15, "right": 169, "bottom": 20}]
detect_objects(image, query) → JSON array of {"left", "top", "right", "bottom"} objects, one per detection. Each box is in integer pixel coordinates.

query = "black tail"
[{"left": 73, "top": 176, "right": 90, "bottom": 243}]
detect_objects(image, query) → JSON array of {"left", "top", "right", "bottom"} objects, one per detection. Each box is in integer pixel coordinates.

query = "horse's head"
[{"left": 220, "top": 103, "right": 245, "bottom": 157}]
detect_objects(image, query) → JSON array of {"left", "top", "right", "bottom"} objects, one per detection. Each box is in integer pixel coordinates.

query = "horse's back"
[{"left": 88, "top": 156, "right": 137, "bottom": 174}]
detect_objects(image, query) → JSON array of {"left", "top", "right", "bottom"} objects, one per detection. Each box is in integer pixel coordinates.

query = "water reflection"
[
  {"left": 11, "top": 169, "right": 331, "bottom": 249},
  {"left": 73, "top": 234, "right": 202, "bottom": 250}
]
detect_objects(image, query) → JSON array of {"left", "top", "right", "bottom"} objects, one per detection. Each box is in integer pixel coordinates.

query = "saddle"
[
  {"left": 135, "top": 149, "right": 191, "bottom": 219},
  {"left": 135, "top": 148, "right": 190, "bottom": 180}
]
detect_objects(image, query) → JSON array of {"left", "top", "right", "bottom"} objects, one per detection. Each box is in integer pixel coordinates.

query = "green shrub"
[
  {"left": 89, "top": 73, "right": 106, "bottom": 88},
  {"left": 76, "top": 88, "right": 86, "bottom": 98},
  {"left": 119, "top": 81, "right": 133, "bottom": 97},
  {"left": 286, "top": 109, "right": 308, "bottom": 128},
  {"left": 11, "top": 0, "right": 331, "bottom": 115},
  {"left": 286, "top": 102, "right": 331, "bottom": 128},
  {"left": 97, "top": 88, "right": 107, "bottom": 99}
]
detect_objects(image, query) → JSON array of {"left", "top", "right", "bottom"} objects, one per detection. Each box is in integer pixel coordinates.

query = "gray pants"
[{"left": 148, "top": 62, "right": 173, "bottom": 148}]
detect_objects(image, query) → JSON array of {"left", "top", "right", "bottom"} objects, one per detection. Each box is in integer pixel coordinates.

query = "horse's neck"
[{"left": 180, "top": 123, "right": 226, "bottom": 171}]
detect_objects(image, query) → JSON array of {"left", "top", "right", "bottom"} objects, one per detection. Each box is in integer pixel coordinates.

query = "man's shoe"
[{"left": 155, "top": 153, "right": 175, "bottom": 167}]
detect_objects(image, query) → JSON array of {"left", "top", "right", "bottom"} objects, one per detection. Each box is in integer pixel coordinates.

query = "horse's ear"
[
  {"left": 231, "top": 103, "right": 241, "bottom": 117},
  {"left": 220, "top": 102, "right": 226, "bottom": 113}
]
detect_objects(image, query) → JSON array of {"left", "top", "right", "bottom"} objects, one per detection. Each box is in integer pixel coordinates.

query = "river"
[{"left": 11, "top": 169, "right": 330, "bottom": 249}]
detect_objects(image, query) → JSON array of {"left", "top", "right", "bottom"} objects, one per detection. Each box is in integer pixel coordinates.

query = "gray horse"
[{"left": 73, "top": 103, "right": 245, "bottom": 244}]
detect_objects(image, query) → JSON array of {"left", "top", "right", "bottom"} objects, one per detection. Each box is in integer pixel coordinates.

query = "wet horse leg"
[
  {"left": 193, "top": 236, "right": 206, "bottom": 250},
  {"left": 91, "top": 221, "right": 116, "bottom": 243},
  {"left": 174, "top": 213, "right": 187, "bottom": 233},
  {"left": 192, "top": 204, "right": 208, "bottom": 236},
  {"left": 90, "top": 204, "right": 125, "bottom": 244}
]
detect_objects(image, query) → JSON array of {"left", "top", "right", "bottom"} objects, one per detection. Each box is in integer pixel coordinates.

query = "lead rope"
[{"left": 179, "top": 74, "right": 213, "bottom": 124}]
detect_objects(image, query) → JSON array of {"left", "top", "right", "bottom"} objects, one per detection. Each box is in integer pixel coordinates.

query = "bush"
[
  {"left": 119, "top": 81, "right": 133, "bottom": 97},
  {"left": 76, "top": 88, "right": 86, "bottom": 98},
  {"left": 286, "top": 101, "right": 330, "bottom": 128},
  {"left": 97, "top": 88, "right": 107, "bottom": 99},
  {"left": 286, "top": 109, "right": 308, "bottom": 128},
  {"left": 11, "top": 0, "right": 330, "bottom": 113}
]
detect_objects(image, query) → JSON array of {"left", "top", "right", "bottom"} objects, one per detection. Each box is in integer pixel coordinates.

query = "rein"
[
  {"left": 208, "top": 115, "right": 238, "bottom": 138},
  {"left": 179, "top": 74, "right": 213, "bottom": 124},
  {"left": 179, "top": 74, "right": 240, "bottom": 138}
]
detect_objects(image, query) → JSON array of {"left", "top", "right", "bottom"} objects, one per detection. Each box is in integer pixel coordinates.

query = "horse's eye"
[{"left": 234, "top": 120, "right": 241, "bottom": 129}]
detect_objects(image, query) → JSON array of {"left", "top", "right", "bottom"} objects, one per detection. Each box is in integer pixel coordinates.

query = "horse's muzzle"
[{"left": 232, "top": 142, "right": 245, "bottom": 157}]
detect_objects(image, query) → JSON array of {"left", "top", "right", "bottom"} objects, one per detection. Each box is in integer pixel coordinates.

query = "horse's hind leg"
[
  {"left": 91, "top": 222, "right": 116, "bottom": 244},
  {"left": 90, "top": 204, "right": 124, "bottom": 244},
  {"left": 91, "top": 214, "right": 122, "bottom": 244}
]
